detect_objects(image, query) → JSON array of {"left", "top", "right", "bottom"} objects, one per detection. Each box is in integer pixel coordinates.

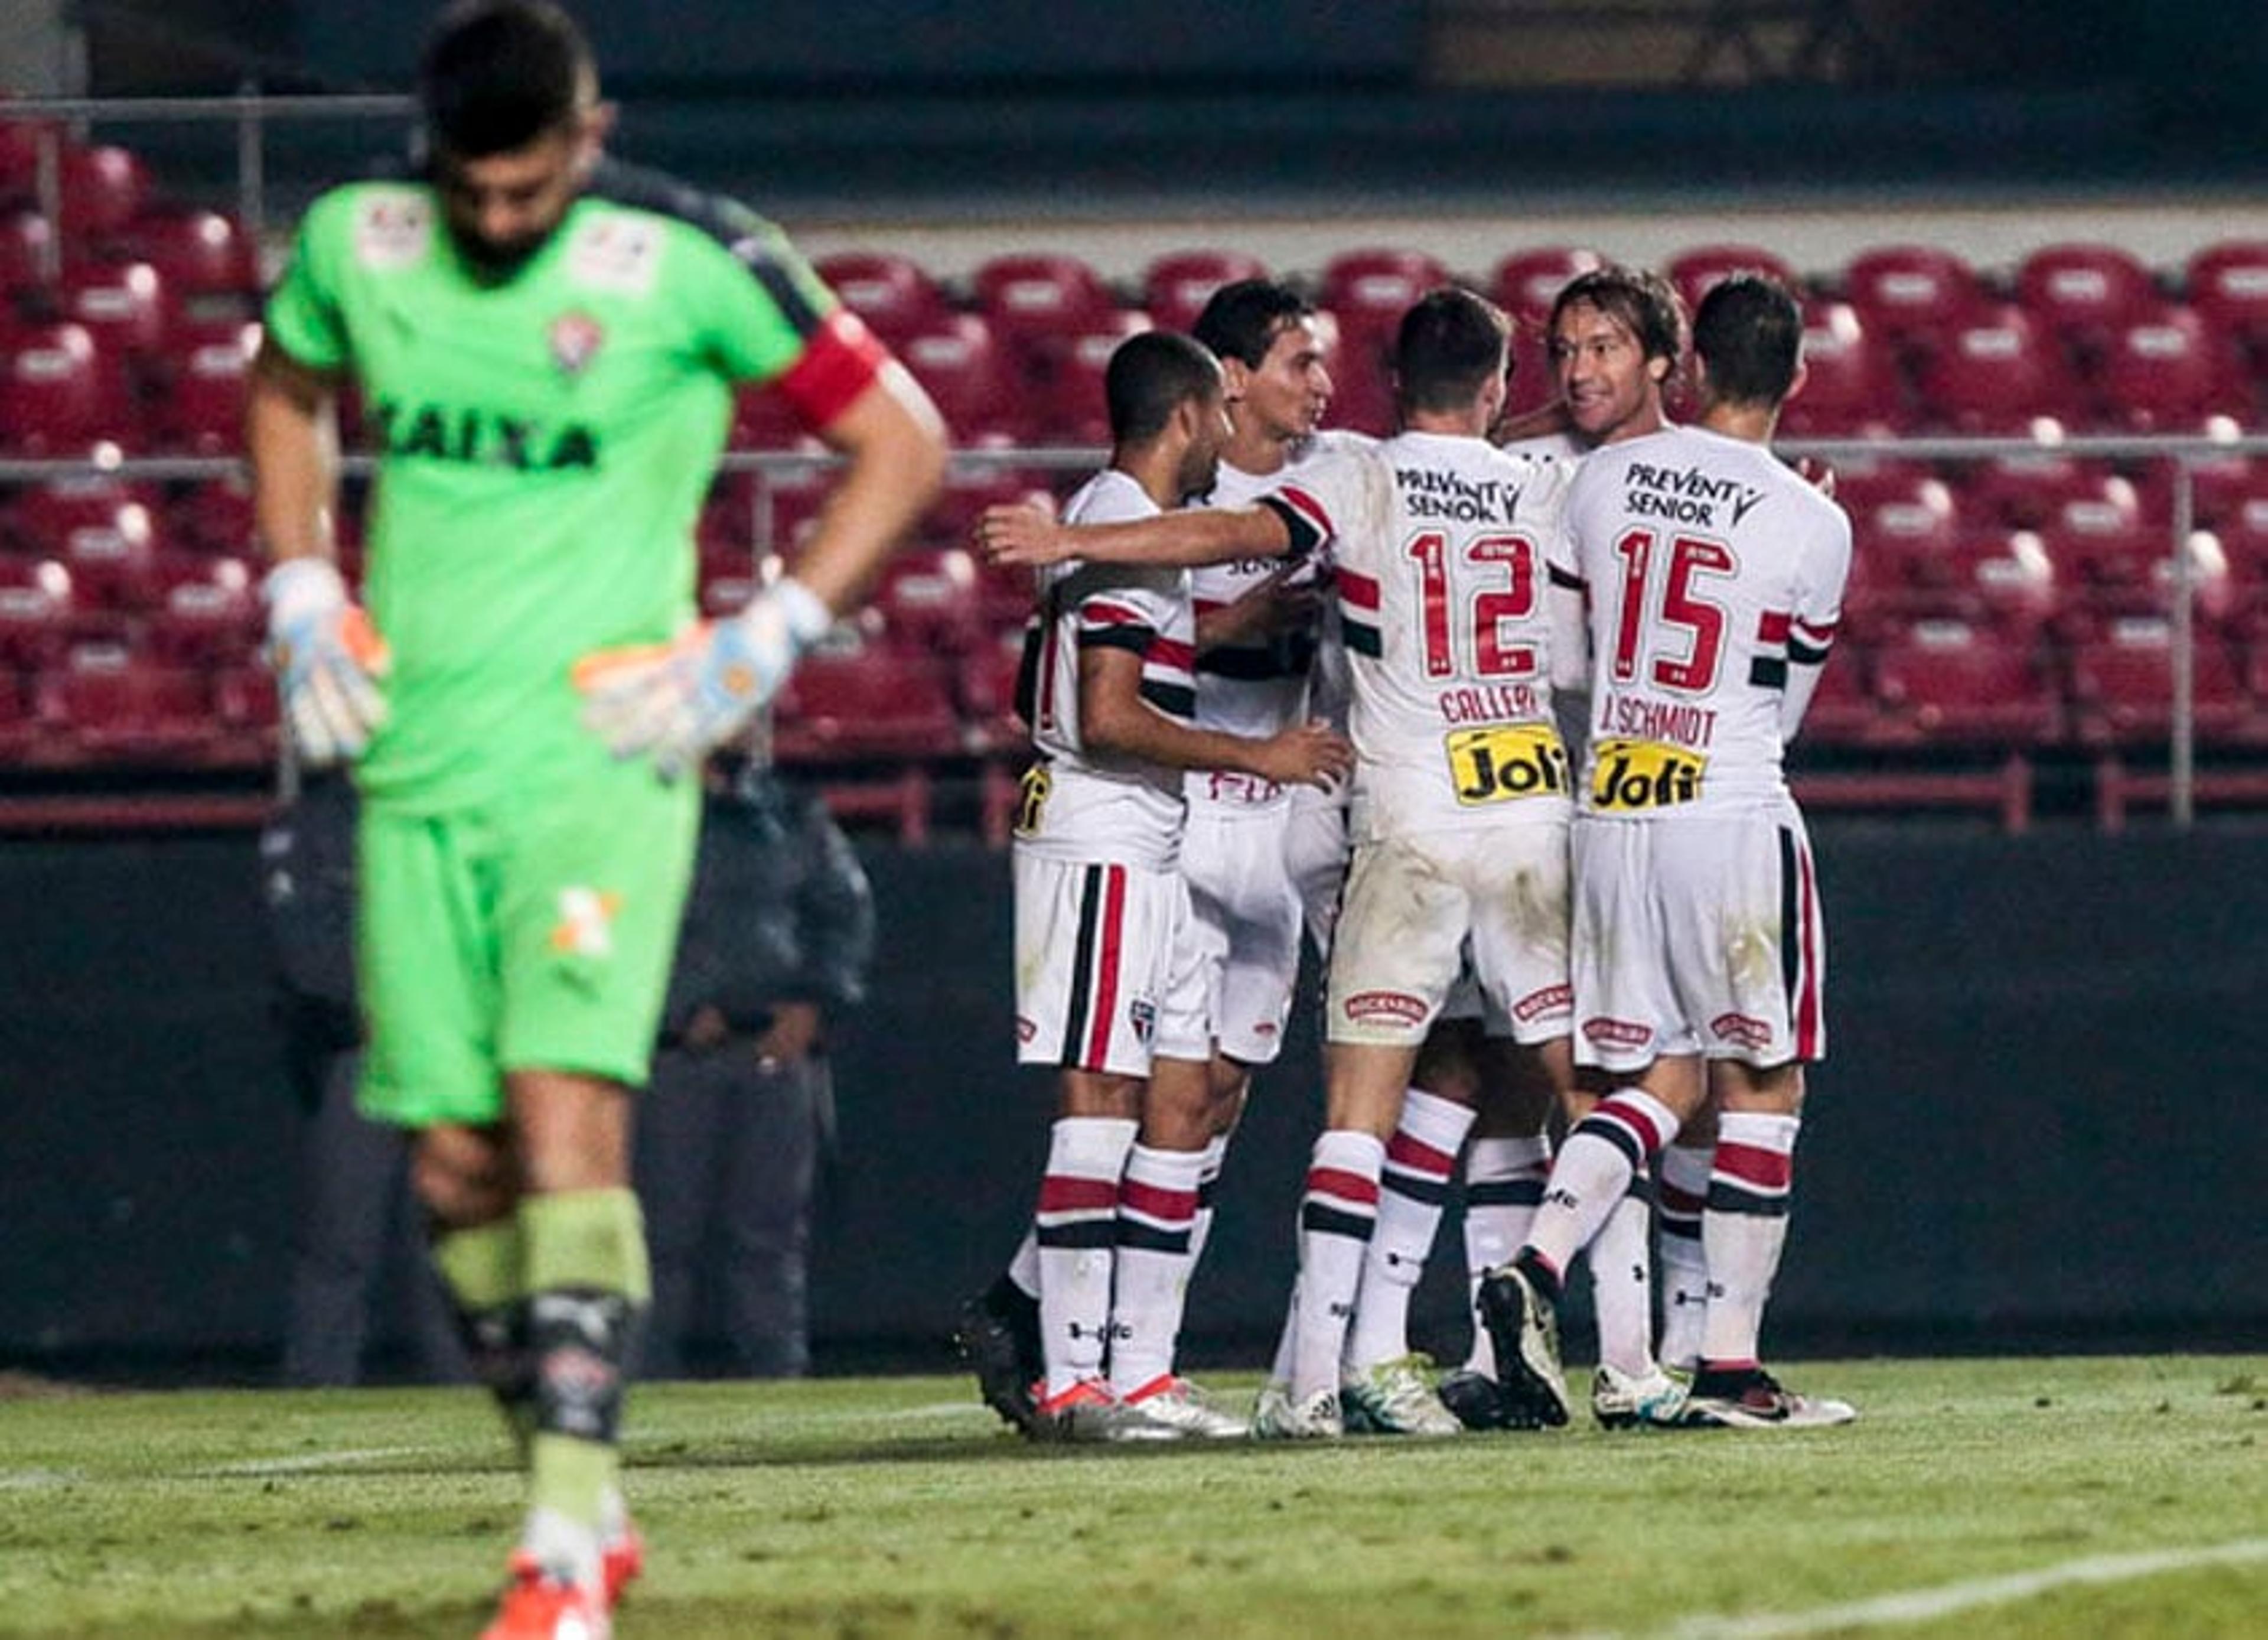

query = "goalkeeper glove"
[
  {"left": 263, "top": 557, "right": 390, "bottom": 768},
  {"left": 575, "top": 577, "right": 832, "bottom": 782}
]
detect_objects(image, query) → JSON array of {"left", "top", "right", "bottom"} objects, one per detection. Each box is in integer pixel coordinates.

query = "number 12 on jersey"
[{"left": 1406, "top": 530, "right": 1540, "bottom": 680}]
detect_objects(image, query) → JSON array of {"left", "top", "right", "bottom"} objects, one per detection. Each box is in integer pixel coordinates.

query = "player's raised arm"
[{"left": 977, "top": 494, "right": 1293, "bottom": 570}]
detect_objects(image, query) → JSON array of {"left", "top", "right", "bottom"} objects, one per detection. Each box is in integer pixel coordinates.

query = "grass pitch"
[{"left": 0, "top": 1355, "right": 2261, "bottom": 1638}]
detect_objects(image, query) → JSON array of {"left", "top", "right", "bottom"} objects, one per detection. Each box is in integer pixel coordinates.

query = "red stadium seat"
[
  {"left": 2048, "top": 525, "right": 2233, "bottom": 633},
  {"left": 122, "top": 207, "right": 262, "bottom": 298},
  {"left": 152, "top": 320, "right": 256, "bottom": 455},
  {"left": 13, "top": 479, "right": 160, "bottom": 609},
  {"left": 2185, "top": 239, "right": 2268, "bottom": 346},
  {"left": 957, "top": 624, "right": 1031, "bottom": 752},
  {"left": 57, "top": 258, "right": 169, "bottom": 362},
  {"left": 1795, "top": 644, "right": 1882, "bottom": 746},
  {"left": 1911, "top": 304, "right": 2073, "bottom": 435},
  {"left": 170, "top": 474, "right": 258, "bottom": 556},
  {"left": 970, "top": 253, "right": 1120, "bottom": 385},
  {"left": 0, "top": 667, "right": 40, "bottom": 759},
  {"left": 0, "top": 208, "right": 52, "bottom": 293},
  {"left": 0, "top": 555, "right": 75, "bottom": 667},
  {"left": 55, "top": 145, "right": 151, "bottom": 246},
  {"left": 2068, "top": 617, "right": 2254, "bottom": 747},
  {"left": 0, "top": 116, "right": 69, "bottom": 204},
  {"left": 142, "top": 552, "right": 261, "bottom": 665},
  {"left": 1874, "top": 528, "right": 2060, "bottom": 639},
  {"left": 36, "top": 641, "right": 215, "bottom": 760},
  {"left": 2087, "top": 305, "right": 2250, "bottom": 433},
  {"left": 0, "top": 320, "right": 141, "bottom": 453},
  {"left": 751, "top": 464, "right": 836, "bottom": 556},
  {"left": 1777, "top": 300, "right": 1903, "bottom": 437},
  {"left": 1027, "top": 309, "right": 1151, "bottom": 446},
  {"left": 773, "top": 633, "right": 963, "bottom": 760},
  {"left": 864, "top": 546, "right": 985, "bottom": 654},
  {"left": 1315, "top": 307, "right": 1396, "bottom": 437},
  {"left": 211, "top": 660, "right": 280, "bottom": 746},
  {"left": 1490, "top": 246, "right": 1604, "bottom": 327},
  {"left": 919, "top": 459, "right": 1048, "bottom": 547},
  {"left": 813, "top": 250, "right": 952, "bottom": 344},
  {"left": 1142, "top": 249, "right": 1269, "bottom": 333},
  {"left": 2185, "top": 455, "right": 2260, "bottom": 534},
  {"left": 1872, "top": 619, "right": 2060, "bottom": 746},
  {"left": 1950, "top": 451, "right": 2116, "bottom": 532},
  {"left": 1664, "top": 244, "right": 1801, "bottom": 316},
  {"left": 1840, "top": 245, "right": 1987, "bottom": 351},
  {"left": 892, "top": 313, "right": 1018, "bottom": 442},
  {"left": 2013, "top": 243, "right": 2158, "bottom": 361},
  {"left": 1319, "top": 247, "right": 1450, "bottom": 324}
]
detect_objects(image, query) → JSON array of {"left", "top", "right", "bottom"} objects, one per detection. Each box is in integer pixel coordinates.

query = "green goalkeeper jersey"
[{"left": 264, "top": 160, "right": 882, "bottom": 811}]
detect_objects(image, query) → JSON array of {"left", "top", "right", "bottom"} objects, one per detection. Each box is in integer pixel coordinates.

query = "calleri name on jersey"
[
  {"left": 1563, "top": 425, "right": 1853, "bottom": 816},
  {"left": 1254, "top": 431, "right": 1581, "bottom": 839}
]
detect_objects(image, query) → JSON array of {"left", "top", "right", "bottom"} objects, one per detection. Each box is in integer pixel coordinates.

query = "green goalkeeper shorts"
[{"left": 354, "top": 764, "right": 700, "bottom": 1127}]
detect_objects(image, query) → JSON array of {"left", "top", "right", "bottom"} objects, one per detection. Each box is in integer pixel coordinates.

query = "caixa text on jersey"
[{"left": 370, "top": 399, "right": 600, "bottom": 471}]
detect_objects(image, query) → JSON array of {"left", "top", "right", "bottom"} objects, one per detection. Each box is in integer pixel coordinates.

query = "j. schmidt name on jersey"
[
  {"left": 1399, "top": 467, "right": 1522, "bottom": 524},
  {"left": 1603, "top": 691, "right": 1718, "bottom": 749},
  {"left": 1622, "top": 461, "right": 1767, "bottom": 529},
  {"left": 371, "top": 399, "right": 600, "bottom": 472}
]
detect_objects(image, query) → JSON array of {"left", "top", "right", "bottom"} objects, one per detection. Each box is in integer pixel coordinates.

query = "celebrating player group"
[{"left": 968, "top": 261, "right": 1857, "bottom": 1441}]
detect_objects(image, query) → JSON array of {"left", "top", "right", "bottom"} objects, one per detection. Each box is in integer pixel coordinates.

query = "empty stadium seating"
[{"left": 5, "top": 106, "right": 2268, "bottom": 831}]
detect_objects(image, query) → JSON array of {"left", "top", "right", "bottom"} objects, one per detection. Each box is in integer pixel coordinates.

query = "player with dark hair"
[
  {"left": 990, "top": 328, "right": 1349, "bottom": 1441},
  {"left": 249, "top": 3, "right": 945, "bottom": 1633},
  {"left": 1434, "top": 263, "right": 1694, "bottom": 1431},
  {"left": 1477, "top": 271, "right": 1856, "bottom": 1431},
  {"left": 980, "top": 288, "right": 1585, "bottom": 1437}
]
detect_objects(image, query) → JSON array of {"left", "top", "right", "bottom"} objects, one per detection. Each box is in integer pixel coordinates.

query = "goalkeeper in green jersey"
[{"left": 246, "top": 4, "right": 945, "bottom": 1634}]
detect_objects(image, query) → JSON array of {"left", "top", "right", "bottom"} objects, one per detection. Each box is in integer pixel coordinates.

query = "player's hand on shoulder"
[
  {"left": 1203, "top": 565, "right": 1321, "bottom": 649},
  {"left": 575, "top": 578, "right": 832, "bottom": 782},
  {"left": 1253, "top": 718, "right": 1354, "bottom": 791},
  {"left": 1792, "top": 455, "right": 1837, "bottom": 499},
  {"left": 975, "top": 496, "right": 1067, "bottom": 567},
  {"left": 263, "top": 557, "right": 390, "bottom": 768}
]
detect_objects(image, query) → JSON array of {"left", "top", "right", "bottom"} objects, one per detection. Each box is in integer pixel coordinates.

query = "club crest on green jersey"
[
  {"left": 351, "top": 190, "right": 432, "bottom": 270},
  {"left": 549, "top": 311, "right": 606, "bottom": 376}
]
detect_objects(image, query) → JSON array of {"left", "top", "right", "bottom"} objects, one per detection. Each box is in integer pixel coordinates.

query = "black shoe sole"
[{"left": 1474, "top": 1273, "right": 1570, "bottom": 1430}]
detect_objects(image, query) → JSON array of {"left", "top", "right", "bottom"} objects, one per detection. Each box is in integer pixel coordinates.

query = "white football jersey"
[
  {"left": 1012, "top": 468, "right": 1196, "bottom": 871},
  {"left": 1184, "top": 429, "right": 1372, "bottom": 807},
  {"left": 1260, "top": 431, "right": 1580, "bottom": 839},
  {"left": 1561, "top": 425, "right": 1852, "bottom": 817}
]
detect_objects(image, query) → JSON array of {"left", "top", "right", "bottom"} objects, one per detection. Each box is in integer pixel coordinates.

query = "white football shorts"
[
  {"left": 1570, "top": 803, "right": 1827, "bottom": 1073},
  {"left": 1013, "top": 851, "right": 1210, "bottom": 1076},
  {"left": 1326, "top": 820, "right": 1572, "bottom": 1047}
]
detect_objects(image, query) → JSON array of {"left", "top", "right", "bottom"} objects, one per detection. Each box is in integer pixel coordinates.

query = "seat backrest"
[
  {"left": 813, "top": 250, "right": 952, "bottom": 343},
  {"left": 1142, "top": 249, "right": 1269, "bottom": 333},
  {"left": 1841, "top": 244, "right": 1986, "bottom": 344},
  {"left": 1665, "top": 243, "right": 1801, "bottom": 317}
]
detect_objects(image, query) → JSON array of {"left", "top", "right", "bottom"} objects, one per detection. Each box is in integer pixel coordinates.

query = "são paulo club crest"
[{"left": 548, "top": 310, "right": 606, "bottom": 376}]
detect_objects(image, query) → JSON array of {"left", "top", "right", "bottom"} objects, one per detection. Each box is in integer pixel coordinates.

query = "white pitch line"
[
  {"left": 206, "top": 1445, "right": 438, "bottom": 1477},
  {"left": 1661, "top": 1538, "right": 2268, "bottom": 1639},
  {"left": 0, "top": 1469, "right": 84, "bottom": 1491}
]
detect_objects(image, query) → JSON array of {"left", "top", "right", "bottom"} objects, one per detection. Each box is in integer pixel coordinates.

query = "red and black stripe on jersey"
[
  {"left": 582, "top": 158, "right": 888, "bottom": 431},
  {"left": 1337, "top": 567, "right": 1382, "bottom": 658},
  {"left": 1079, "top": 598, "right": 1196, "bottom": 720},
  {"left": 1749, "top": 608, "right": 1839, "bottom": 689}
]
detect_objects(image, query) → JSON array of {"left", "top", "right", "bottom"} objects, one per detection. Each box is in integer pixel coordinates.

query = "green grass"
[{"left": 1, "top": 1356, "right": 2262, "bottom": 1638}]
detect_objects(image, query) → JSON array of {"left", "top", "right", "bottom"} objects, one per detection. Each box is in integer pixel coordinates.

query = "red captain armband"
[{"left": 772, "top": 309, "right": 892, "bottom": 432}]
